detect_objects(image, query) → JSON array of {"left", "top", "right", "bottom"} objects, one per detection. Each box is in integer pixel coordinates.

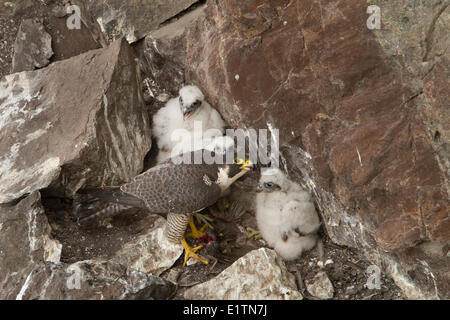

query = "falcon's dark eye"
[
  {"left": 264, "top": 182, "right": 279, "bottom": 189},
  {"left": 179, "top": 96, "right": 183, "bottom": 105},
  {"left": 192, "top": 100, "right": 201, "bottom": 108}
]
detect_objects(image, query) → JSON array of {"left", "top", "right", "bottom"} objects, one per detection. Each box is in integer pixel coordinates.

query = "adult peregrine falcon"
[{"left": 74, "top": 150, "right": 253, "bottom": 265}]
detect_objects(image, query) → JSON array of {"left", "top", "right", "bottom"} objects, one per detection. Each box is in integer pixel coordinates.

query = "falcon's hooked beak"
[{"left": 180, "top": 97, "right": 202, "bottom": 119}]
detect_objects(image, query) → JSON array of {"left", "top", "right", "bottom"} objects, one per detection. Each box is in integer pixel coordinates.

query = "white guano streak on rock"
[
  {"left": 23, "top": 123, "right": 52, "bottom": 144},
  {"left": 39, "top": 269, "right": 56, "bottom": 300},
  {"left": 102, "top": 94, "right": 130, "bottom": 181},
  {"left": 287, "top": 145, "right": 315, "bottom": 191},
  {"left": 0, "top": 73, "right": 57, "bottom": 202},
  {"left": 43, "top": 234, "right": 62, "bottom": 263},
  {"left": 96, "top": 17, "right": 106, "bottom": 34},
  {"left": 16, "top": 270, "right": 34, "bottom": 300},
  {"left": 419, "top": 260, "right": 440, "bottom": 299},
  {"left": 0, "top": 157, "right": 61, "bottom": 203},
  {"left": 151, "top": 39, "right": 159, "bottom": 53},
  {"left": 0, "top": 142, "right": 20, "bottom": 175},
  {"left": 356, "top": 146, "right": 362, "bottom": 166},
  {"left": 385, "top": 255, "right": 429, "bottom": 300},
  {"left": 0, "top": 73, "right": 42, "bottom": 131},
  {"left": 266, "top": 121, "right": 280, "bottom": 166},
  {"left": 26, "top": 206, "right": 40, "bottom": 254},
  {"left": 0, "top": 123, "right": 50, "bottom": 176}
]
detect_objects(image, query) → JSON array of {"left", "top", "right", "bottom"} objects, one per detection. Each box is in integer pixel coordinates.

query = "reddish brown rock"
[{"left": 181, "top": 0, "right": 449, "bottom": 298}]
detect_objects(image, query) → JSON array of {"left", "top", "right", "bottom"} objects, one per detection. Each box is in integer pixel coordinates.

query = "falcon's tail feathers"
[{"left": 73, "top": 188, "right": 147, "bottom": 225}]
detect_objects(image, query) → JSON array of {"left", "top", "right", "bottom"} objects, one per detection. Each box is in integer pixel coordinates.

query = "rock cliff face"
[
  {"left": 0, "top": 191, "right": 175, "bottom": 300},
  {"left": 11, "top": 18, "right": 54, "bottom": 73},
  {"left": 175, "top": 0, "right": 449, "bottom": 299},
  {"left": 0, "top": 191, "right": 61, "bottom": 299},
  {"left": 75, "top": 0, "right": 199, "bottom": 42},
  {"left": 0, "top": 38, "right": 151, "bottom": 202},
  {"left": 0, "top": 0, "right": 447, "bottom": 300}
]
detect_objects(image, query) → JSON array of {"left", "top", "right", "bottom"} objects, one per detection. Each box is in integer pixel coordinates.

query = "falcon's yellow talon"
[
  {"left": 246, "top": 226, "right": 262, "bottom": 240},
  {"left": 186, "top": 216, "right": 209, "bottom": 239},
  {"left": 193, "top": 212, "right": 214, "bottom": 230},
  {"left": 181, "top": 239, "right": 209, "bottom": 266}
]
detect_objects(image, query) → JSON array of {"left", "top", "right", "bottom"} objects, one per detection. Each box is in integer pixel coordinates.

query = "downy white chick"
[
  {"left": 255, "top": 168, "right": 320, "bottom": 260},
  {"left": 152, "top": 85, "right": 227, "bottom": 163}
]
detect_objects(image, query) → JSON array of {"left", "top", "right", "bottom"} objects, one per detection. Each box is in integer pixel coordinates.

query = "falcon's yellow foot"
[
  {"left": 181, "top": 239, "right": 209, "bottom": 266},
  {"left": 246, "top": 226, "right": 262, "bottom": 240},
  {"left": 185, "top": 215, "right": 210, "bottom": 239},
  {"left": 194, "top": 212, "right": 214, "bottom": 230}
]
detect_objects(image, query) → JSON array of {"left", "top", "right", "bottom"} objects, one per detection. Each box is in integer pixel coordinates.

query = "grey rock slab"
[
  {"left": 77, "top": 0, "right": 199, "bottom": 43},
  {"left": 112, "top": 217, "right": 183, "bottom": 276},
  {"left": 0, "top": 38, "right": 151, "bottom": 203},
  {"left": 14, "top": 260, "right": 176, "bottom": 300},
  {"left": 0, "top": 191, "right": 62, "bottom": 299},
  {"left": 306, "top": 271, "right": 334, "bottom": 300},
  {"left": 184, "top": 248, "right": 302, "bottom": 300},
  {"left": 11, "top": 18, "right": 53, "bottom": 73}
]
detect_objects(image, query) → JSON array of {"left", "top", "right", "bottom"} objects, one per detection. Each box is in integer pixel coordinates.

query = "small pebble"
[{"left": 346, "top": 285, "right": 357, "bottom": 295}]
